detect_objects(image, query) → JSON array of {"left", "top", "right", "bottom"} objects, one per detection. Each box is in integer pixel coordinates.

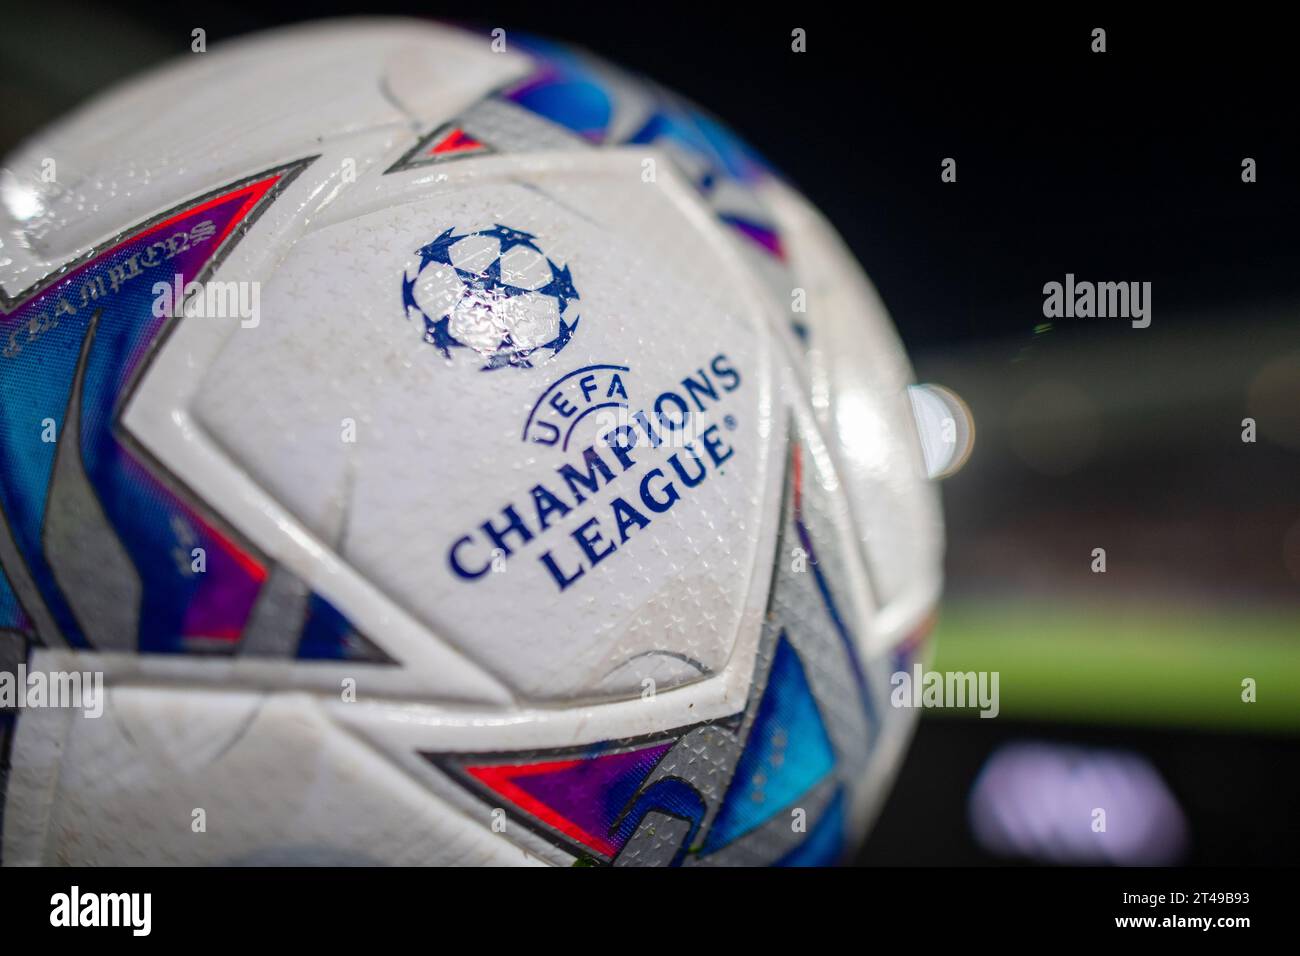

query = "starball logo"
[
  {"left": 448, "top": 354, "right": 743, "bottom": 592},
  {"left": 402, "top": 224, "right": 580, "bottom": 370}
]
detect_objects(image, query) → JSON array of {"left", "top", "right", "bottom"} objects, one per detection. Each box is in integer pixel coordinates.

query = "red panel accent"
[
  {"left": 429, "top": 128, "right": 485, "bottom": 156},
  {"left": 466, "top": 760, "right": 619, "bottom": 857},
  {"left": 165, "top": 174, "right": 284, "bottom": 594}
]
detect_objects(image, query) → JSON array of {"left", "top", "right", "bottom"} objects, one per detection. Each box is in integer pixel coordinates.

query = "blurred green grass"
[{"left": 927, "top": 600, "right": 1300, "bottom": 732}]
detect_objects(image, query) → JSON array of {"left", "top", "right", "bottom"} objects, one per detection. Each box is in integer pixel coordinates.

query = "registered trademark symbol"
[{"left": 724, "top": 415, "right": 737, "bottom": 431}]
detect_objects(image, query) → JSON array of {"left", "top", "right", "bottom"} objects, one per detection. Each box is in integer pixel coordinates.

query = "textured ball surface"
[{"left": 0, "top": 19, "right": 942, "bottom": 866}]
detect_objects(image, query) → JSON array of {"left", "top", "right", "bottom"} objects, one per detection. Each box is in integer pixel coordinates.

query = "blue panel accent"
[
  {"left": 703, "top": 634, "right": 836, "bottom": 851},
  {"left": 629, "top": 105, "right": 769, "bottom": 188},
  {"left": 295, "top": 592, "right": 355, "bottom": 660},
  {"left": 685, "top": 109, "right": 770, "bottom": 183},
  {"left": 0, "top": 563, "right": 23, "bottom": 631},
  {"left": 82, "top": 309, "right": 200, "bottom": 651},
  {"left": 613, "top": 777, "right": 707, "bottom": 865},
  {"left": 512, "top": 83, "right": 611, "bottom": 141},
  {"left": 0, "top": 301, "right": 86, "bottom": 646},
  {"left": 507, "top": 35, "right": 613, "bottom": 141},
  {"left": 0, "top": 180, "right": 278, "bottom": 654},
  {"left": 776, "top": 788, "right": 848, "bottom": 867}
]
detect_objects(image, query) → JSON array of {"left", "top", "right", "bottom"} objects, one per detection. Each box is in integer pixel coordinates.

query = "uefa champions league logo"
[{"left": 402, "top": 224, "right": 580, "bottom": 370}]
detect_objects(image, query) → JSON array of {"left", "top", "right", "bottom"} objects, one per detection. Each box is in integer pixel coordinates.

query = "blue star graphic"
[
  {"left": 548, "top": 315, "right": 580, "bottom": 355},
  {"left": 458, "top": 254, "right": 505, "bottom": 291},
  {"left": 483, "top": 223, "right": 542, "bottom": 254},
  {"left": 423, "top": 315, "right": 460, "bottom": 359},
  {"left": 541, "top": 261, "right": 579, "bottom": 313},
  {"left": 416, "top": 227, "right": 463, "bottom": 270}
]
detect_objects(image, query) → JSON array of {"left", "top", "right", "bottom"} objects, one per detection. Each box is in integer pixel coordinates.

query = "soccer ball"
[{"left": 0, "top": 19, "right": 953, "bottom": 865}]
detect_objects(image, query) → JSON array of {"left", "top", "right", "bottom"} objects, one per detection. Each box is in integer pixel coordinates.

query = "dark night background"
[{"left": 2, "top": 5, "right": 1297, "bottom": 864}]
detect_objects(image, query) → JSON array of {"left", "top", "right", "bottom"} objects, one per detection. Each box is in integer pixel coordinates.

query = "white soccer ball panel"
[
  {"left": 448, "top": 234, "right": 500, "bottom": 274},
  {"left": 495, "top": 290, "right": 561, "bottom": 349},
  {"left": 409, "top": 263, "right": 466, "bottom": 325},
  {"left": 500, "top": 246, "right": 553, "bottom": 291}
]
